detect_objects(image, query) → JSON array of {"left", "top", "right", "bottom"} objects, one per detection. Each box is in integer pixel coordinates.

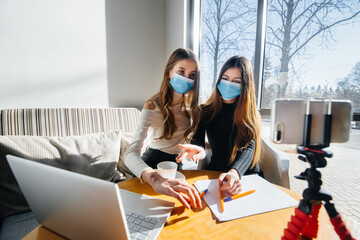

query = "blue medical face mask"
[
  {"left": 169, "top": 72, "right": 195, "bottom": 94},
  {"left": 217, "top": 79, "right": 241, "bottom": 101}
]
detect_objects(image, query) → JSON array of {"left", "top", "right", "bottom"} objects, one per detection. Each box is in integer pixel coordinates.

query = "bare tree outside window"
[
  {"left": 200, "top": 0, "right": 257, "bottom": 102},
  {"left": 200, "top": 0, "right": 360, "bottom": 111},
  {"left": 263, "top": 0, "right": 360, "bottom": 110},
  {"left": 336, "top": 61, "right": 360, "bottom": 111}
]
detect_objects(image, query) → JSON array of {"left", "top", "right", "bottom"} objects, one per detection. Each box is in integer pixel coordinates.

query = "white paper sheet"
[{"left": 194, "top": 175, "right": 298, "bottom": 222}]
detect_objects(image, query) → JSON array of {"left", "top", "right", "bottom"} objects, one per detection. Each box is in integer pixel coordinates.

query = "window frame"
[{"left": 192, "top": 0, "right": 359, "bottom": 120}]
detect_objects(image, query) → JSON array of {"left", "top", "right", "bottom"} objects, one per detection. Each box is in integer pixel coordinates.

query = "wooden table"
[{"left": 24, "top": 170, "right": 338, "bottom": 240}]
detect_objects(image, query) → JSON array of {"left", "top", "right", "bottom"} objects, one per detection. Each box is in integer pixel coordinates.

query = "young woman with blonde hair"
[
  {"left": 178, "top": 56, "right": 262, "bottom": 196},
  {"left": 125, "top": 48, "right": 204, "bottom": 209}
]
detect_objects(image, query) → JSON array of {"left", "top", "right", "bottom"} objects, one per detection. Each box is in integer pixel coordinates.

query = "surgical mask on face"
[
  {"left": 169, "top": 72, "right": 195, "bottom": 94},
  {"left": 217, "top": 79, "right": 241, "bottom": 101}
]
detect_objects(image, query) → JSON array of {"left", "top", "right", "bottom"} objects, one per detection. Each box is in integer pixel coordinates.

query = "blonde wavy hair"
[
  {"left": 150, "top": 48, "right": 201, "bottom": 142},
  {"left": 202, "top": 56, "right": 261, "bottom": 168}
]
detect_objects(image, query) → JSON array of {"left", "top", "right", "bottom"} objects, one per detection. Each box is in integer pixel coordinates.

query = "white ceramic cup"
[{"left": 157, "top": 161, "right": 177, "bottom": 179}]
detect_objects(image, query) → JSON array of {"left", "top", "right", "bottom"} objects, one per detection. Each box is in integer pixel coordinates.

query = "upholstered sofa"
[
  {"left": 0, "top": 108, "right": 290, "bottom": 240},
  {"left": 0, "top": 108, "right": 141, "bottom": 240}
]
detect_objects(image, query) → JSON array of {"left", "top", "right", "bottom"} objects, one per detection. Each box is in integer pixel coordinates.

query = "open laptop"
[{"left": 6, "top": 155, "right": 175, "bottom": 240}]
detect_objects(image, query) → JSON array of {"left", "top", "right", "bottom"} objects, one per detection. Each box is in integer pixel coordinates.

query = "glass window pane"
[
  {"left": 200, "top": 0, "right": 258, "bottom": 103},
  {"left": 262, "top": 0, "right": 360, "bottom": 113}
]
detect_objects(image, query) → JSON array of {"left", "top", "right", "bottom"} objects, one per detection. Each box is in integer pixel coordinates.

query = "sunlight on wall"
[{"left": 0, "top": 0, "right": 108, "bottom": 109}]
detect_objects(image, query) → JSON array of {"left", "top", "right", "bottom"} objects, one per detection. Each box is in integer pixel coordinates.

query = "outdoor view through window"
[
  {"left": 200, "top": 0, "right": 257, "bottom": 103},
  {"left": 200, "top": 0, "right": 360, "bottom": 114}
]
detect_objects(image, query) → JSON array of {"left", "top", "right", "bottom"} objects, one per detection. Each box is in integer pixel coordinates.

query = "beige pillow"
[{"left": 0, "top": 131, "right": 122, "bottom": 219}]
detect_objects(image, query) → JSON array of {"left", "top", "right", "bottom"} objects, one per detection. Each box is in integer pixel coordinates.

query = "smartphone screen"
[
  {"left": 330, "top": 100, "right": 352, "bottom": 143},
  {"left": 270, "top": 99, "right": 352, "bottom": 145},
  {"left": 270, "top": 99, "right": 307, "bottom": 145}
]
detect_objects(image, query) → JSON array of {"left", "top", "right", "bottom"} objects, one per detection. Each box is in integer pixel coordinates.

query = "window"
[
  {"left": 262, "top": 1, "right": 360, "bottom": 113},
  {"left": 199, "top": 0, "right": 360, "bottom": 114},
  {"left": 199, "top": 0, "right": 258, "bottom": 103}
]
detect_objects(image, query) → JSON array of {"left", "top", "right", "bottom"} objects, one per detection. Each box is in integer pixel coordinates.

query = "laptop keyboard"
[{"left": 125, "top": 210, "right": 159, "bottom": 240}]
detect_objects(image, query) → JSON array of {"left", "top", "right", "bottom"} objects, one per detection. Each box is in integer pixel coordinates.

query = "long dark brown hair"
[
  {"left": 202, "top": 56, "right": 261, "bottom": 168},
  {"left": 150, "top": 48, "right": 201, "bottom": 142}
]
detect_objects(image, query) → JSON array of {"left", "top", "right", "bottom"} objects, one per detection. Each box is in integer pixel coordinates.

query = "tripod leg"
[
  {"left": 302, "top": 202, "right": 321, "bottom": 239},
  {"left": 324, "top": 202, "right": 355, "bottom": 240},
  {"left": 282, "top": 201, "right": 311, "bottom": 240}
]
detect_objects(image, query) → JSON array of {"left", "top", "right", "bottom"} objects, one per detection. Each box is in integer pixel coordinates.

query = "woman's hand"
[
  {"left": 218, "top": 169, "right": 242, "bottom": 195},
  {"left": 176, "top": 144, "right": 206, "bottom": 163},
  {"left": 141, "top": 169, "right": 202, "bottom": 209}
]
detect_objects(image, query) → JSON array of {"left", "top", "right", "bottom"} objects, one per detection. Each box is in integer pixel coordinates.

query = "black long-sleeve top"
[{"left": 191, "top": 102, "right": 260, "bottom": 177}]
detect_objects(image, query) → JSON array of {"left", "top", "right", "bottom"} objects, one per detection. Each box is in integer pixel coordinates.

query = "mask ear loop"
[{"left": 168, "top": 70, "right": 174, "bottom": 82}]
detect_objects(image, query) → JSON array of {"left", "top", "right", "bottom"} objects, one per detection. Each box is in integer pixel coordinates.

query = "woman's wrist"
[
  {"left": 141, "top": 168, "right": 164, "bottom": 186},
  {"left": 228, "top": 168, "right": 240, "bottom": 180}
]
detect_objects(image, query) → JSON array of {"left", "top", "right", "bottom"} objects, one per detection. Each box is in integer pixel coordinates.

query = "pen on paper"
[
  {"left": 218, "top": 180, "right": 228, "bottom": 213},
  {"left": 224, "top": 190, "right": 256, "bottom": 202},
  {"left": 219, "top": 189, "right": 224, "bottom": 212},
  {"left": 200, "top": 189, "right": 208, "bottom": 197}
]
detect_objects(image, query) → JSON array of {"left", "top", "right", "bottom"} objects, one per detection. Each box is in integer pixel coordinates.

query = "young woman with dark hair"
[{"left": 178, "top": 56, "right": 262, "bottom": 196}]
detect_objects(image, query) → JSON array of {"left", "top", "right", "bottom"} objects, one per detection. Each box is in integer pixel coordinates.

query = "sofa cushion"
[
  {"left": 0, "top": 211, "right": 39, "bottom": 240},
  {"left": 0, "top": 130, "right": 123, "bottom": 220},
  {"left": 0, "top": 108, "right": 141, "bottom": 136}
]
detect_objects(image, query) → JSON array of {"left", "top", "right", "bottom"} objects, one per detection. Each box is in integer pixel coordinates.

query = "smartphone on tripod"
[{"left": 270, "top": 99, "right": 352, "bottom": 146}]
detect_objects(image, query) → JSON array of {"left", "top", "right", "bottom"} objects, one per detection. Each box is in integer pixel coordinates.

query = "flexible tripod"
[{"left": 282, "top": 108, "right": 355, "bottom": 240}]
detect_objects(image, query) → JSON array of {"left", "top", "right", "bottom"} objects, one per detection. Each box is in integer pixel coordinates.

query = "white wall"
[
  {"left": 0, "top": 0, "right": 190, "bottom": 109},
  {"left": 166, "top": 0, "right": 187, "bottom": 58},
  {"left": 0, "top": 0, "right": 108, "bottom": 109},
  {"left": 107, "top": 0, "right": 189, "bottom": 108},
  {"left": 106, "top": 0, "right": 166, "bottom": 108}
]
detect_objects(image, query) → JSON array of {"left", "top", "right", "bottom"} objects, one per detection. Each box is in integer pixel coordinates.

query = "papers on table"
[{"left": 194, "top": 175, "right": 298, "bottom": 222}]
